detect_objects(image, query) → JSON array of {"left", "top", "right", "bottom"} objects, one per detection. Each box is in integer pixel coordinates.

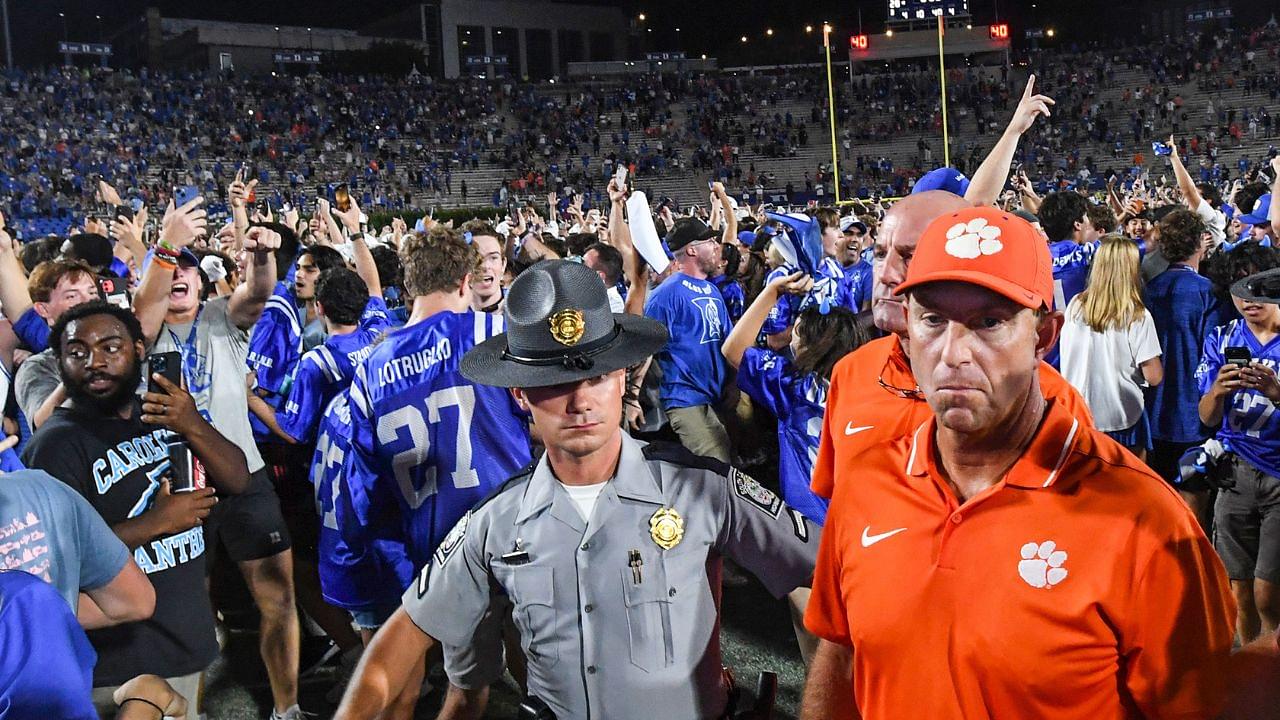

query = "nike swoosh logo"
[
  {"left": 861, "top": 526, "right": 907, "bottom": 548},
  {"left": 845, "top": 423, "right": 874, "bottom": 436}
]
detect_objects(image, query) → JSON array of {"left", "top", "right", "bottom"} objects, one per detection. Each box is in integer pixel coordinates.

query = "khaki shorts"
[{"left": 666, "top": 404, "right": 731, "bottom": 464}]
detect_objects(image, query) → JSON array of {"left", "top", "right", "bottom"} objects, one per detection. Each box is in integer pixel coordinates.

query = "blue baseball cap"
[
  {"left": 1240, "top": 194, "right": 1272, "bottom": 226},
  {"left": 912, "top": 167, "right": 971, "bottom": 197}
]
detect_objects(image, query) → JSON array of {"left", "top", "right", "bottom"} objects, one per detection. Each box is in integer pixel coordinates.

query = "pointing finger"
[{"left": 1022, "top": 74, "right": 1036, "bottom": 101}]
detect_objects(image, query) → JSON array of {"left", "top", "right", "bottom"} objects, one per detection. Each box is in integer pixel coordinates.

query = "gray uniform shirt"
[
  {"left": 14, "top": 348, "right": 59, "bottom": 433},
  {"left": 153, "top": 296, "right": 265, "bottom": 473},
  {"left": 403, "top": 432, "right": 819, "bottom": 720}
]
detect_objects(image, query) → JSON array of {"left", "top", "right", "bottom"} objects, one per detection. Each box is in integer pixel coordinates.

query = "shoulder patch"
[
  {"left": 433, "top": 511, "right": 471, "bottom": 566},
  {"left": 731, "top": 467, "right": 783, "bottom": 519},
  {"left": 641, "top": 440, "right": 731, "bottom": 476}
]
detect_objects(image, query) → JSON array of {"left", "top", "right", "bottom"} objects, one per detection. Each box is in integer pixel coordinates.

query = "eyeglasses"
[{"left": 877, "top": 355, "right": 924, "bottom": 400}]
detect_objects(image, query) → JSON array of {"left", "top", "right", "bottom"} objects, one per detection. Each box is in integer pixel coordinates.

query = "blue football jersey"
[
  {"left": 313, "top": 392, "right": 413, "bottom": 609},
  {"left": 1196, "top": 320, "right": 1280, "bottom": 477},
  {"left": 278, "top": 297, "right": 392, "bottom": 444},
  {"left": 344, "top": 309, "right": 532, "bottom": 568},
  {"left": 736, "top": 348, "right": 830, "bottom": 524},
  {"left": 247, "top": 281, "right": 304, "bottom": 396},
  {"left": 1049, "top": 240, "right": 1099, "bottom": 313}
]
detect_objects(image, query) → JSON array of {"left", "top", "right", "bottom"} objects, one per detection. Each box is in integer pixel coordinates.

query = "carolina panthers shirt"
[
  {"left": 1196, "top": 319, "right": 1280, "bottom": 478},
  {"left": 736, "top": 348, "right": 830, "bottom": 524},
  {"left": 277, "top": 297, "right": 392, "bottom": 444},
  {"left": 344, "top": 310, "right": 532, "bottom": 569},
  {"left": 313, "top": 392, "right": 413, "bottom": 609}
]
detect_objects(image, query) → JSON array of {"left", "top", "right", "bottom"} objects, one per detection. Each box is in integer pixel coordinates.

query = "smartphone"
[
  {"left": 707, "top": 179, "right": 716, "bottom": 191},
  {"left": 174, "top": 185, "right": 199, "bottom": 207},
  {"left": 335, "top": 184, "right": 351, "bottom": 212},
  {"left": 1152, "top": 142, "right": 1172, "bottom": 157},
  {"left": 113, "top": 205, "right": 134, "bottom": 222},
  {"left": 98, "top": 277, "right": 129, "bottom": 309},
  {"left": 614, "top": 165, "right": 628, "bottom": 189},
  {"left": 147, "top": 351, "right": 184, "bottom": 395},
  {"left": 257, "top": 197, "right": 271, "bottom": 216},
  {"left": 1225, "top": 346, "right": 1253, "bottom": 367}
]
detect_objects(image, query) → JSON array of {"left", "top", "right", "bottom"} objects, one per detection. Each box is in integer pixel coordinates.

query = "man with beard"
[
  {"left": 645, "top": 216, "right": 734, "bottom": 462},
  {"left": 21, "top": 300, "right": 248, "bottom": 716}
]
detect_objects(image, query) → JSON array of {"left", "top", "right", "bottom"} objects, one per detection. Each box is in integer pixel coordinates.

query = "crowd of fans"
[{"left": 1, "top": 16, "right": 1280, "bottom": 720}]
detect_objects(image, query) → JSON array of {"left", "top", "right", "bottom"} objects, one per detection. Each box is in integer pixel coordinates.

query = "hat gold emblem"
[
  {"left": 549, "top": 309, "right": 586, "bottom": 346},
  {"left": 649, "top": 508, "right": 684, "bottom": 550}
]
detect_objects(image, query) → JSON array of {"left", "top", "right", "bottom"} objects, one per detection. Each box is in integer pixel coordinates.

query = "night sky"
[{"left": 2, "top": 0, "right": 1243, "bottom": 69}]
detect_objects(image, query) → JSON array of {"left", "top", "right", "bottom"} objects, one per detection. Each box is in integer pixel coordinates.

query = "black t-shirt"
[{"left": 20, "top": 402, "right": 218, "bottom": 686}]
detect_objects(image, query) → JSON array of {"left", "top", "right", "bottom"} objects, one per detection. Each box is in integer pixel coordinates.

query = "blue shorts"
[
  {"left": 350, "top": 602, "right": 399, "bottom": 631},
  {"left": 1105, "top": 411, "right": 1152, "bottom": 451}
]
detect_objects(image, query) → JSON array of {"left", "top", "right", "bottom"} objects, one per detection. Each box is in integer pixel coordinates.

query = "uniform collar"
[
  {"left": 515, "top": 431, "right": 663, "bottom": 528},
  {"left": 905, "top": 397, "right": 1082, "bottom": 490}
]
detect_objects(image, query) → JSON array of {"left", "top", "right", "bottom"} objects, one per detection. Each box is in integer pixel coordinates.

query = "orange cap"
[{"left": 894, "top": 206, "right": 1054, "bottom": 310}]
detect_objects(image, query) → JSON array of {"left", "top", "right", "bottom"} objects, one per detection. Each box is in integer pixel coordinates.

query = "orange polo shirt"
[
  {"left": 811, "top": 334, "right": 1094, "bottom": 499},
  {"left": 804, "top": 398, "right": 1236, "bottom": 720}
]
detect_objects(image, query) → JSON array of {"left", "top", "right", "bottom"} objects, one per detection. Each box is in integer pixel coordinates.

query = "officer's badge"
[
  {"left": 649, "top": 507, "right": 684, "bottom": 550},
  {"left": 433, "top": 511, "right": 470, "bottom": 566},
  {"left": 549, "top": 309, "right": 586, "bottom": 346},
  {"left": 732, "top": 468, "right": 782, "bottom": 518}
]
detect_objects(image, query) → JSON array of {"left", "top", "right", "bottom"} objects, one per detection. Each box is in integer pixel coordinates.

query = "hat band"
[{"left": 501, "top": 324, "right": 623, "bottom": 371}]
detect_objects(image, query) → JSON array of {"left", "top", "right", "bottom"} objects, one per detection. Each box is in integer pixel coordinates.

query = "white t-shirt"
[
  {"left": 558, "top": 480, "right": 608, "bottom": 523},
  {"left": 1059, "top": 300, "right": 1162, "bottom": 432},
  {"left": 1194, "top": 198, "right": 1227, "bottom": 247}
]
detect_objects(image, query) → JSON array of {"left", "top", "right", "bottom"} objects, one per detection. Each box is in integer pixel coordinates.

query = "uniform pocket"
[
  {"left": 510, "top": 565, "right": 559, "bottom": 669},
  {"left": 621, "top": 566, "right": 672, "bottom": 672}
]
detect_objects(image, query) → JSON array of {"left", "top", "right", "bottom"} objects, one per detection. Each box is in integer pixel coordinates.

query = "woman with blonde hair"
[{"left": 1060, "top": 235, "right": 1164, "bottom": 459}]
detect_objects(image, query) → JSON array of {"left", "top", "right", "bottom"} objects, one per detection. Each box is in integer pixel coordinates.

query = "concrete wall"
[{"left": 439, "top": 0, "right": 628, "bottom": 80}]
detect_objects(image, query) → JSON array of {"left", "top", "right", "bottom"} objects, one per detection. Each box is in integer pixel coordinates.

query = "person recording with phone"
[
  {"left": 1197, "top": 268, "right": 1280, "bottom": 646},
  {"left": 20, "top": 299, "right": 248, "bottom": 718}
]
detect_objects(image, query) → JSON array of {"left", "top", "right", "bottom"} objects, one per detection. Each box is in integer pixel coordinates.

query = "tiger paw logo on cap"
[{"left": 945, "top": 217, "right": 1004, "bottom": 259}]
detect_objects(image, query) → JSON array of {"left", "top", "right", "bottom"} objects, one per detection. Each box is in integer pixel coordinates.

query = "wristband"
[
  {"left": 150, "top": 255, "right": 177, "bottom": 270},
  {"left": 120, "top": 697, "right": 165, "bottom": 719}
]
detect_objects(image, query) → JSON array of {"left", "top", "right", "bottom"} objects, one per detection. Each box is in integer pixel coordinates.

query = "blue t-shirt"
[
  {"left": 0, "top": 571, "right": 97, "bottom": 720},
  {"left": 1144, "top": 265, "right": 1215, "bottom": 443},
  {"left": 645, "top": 273, "right": 733, "bottom": 409},
  {"left": 710, "top": 275, "right": 745, "bottom": 323},
  {"left": 842, "top": 258, "right": 873, "bottom": 311},
  {"left": 1196, "top": 320, "right": 1280, "bottom": 477},
  {"left": 277, "top": 297, "right": 392, "bottom": 444},
  {"left": 0, "top": 470, "right": 129, "bottom": 612},
  {"left": 247, "top": 281, "right": 303, "bottom": 396},
  {"left": 736, "top": 348, "right": 830, "bottom": 524},
  {"left": 13, "top": 307, "right": 49, "bottom": 353},
  {"left": 313, "top": 393, "right": 413, "bottom": 609},
  {"left": 344, "top": 310, "right": 532, "bottom": 569}
]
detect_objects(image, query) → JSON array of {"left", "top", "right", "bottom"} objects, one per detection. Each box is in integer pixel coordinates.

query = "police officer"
[{"left": 336, "top": 260, "right": 818, "bottom": 720}]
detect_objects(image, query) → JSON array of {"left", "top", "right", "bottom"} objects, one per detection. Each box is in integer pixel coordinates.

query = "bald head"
[{"left": 872, "top": 191, "right": 972, "bottom": 335}]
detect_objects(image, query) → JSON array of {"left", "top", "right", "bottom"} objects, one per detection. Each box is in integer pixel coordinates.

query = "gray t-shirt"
[
  {"left": 13, "top": 348, "right": 59, "bottom": 433},
  {"left": 0, "top": 469, "right": 130, "bottom": 612},
  {"left": 153, "top": 296, "right": 264, "bottom": 472}
]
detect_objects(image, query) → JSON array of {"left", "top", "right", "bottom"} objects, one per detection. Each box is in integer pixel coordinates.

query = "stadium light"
[
  {"left": 885, "top": 28, "right": 895, "bottom": 37},
  {"left": 1046, "top": 28, "right": 1055, "bottom": 37},
  {"left": 805, "top": 25, "right": 814, "bottom": 33},
  {"left": 740, "top": 35, "right": 748, "bottom": 42},
  {"left": 638, "top": 13, "right": 646, "bottom": 21}
]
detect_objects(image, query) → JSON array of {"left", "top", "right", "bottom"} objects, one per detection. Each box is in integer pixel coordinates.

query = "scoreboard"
[{"left": 887, "top": 0, "right": 970, "bottom": 23}]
